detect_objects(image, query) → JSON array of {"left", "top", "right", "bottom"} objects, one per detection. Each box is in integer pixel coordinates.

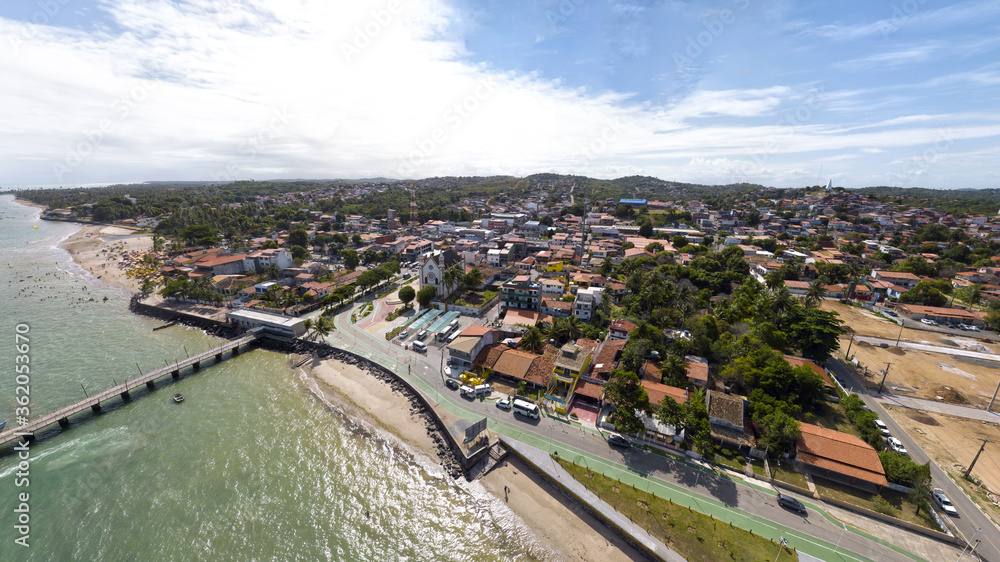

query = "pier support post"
[
  {"left": 216, "top": 353, "right": 222, "bottom": 362},
  {"left": 192, "top": 361, "right": 200, "bottom": 370},
  {"left": 91, "top": 403, "right": 102, "bottom": 413},
  {"left": 146, "top": 381, "right": 156, "bottom": 390},
  {"left": 172, "top": 370, "right": 180, "bottom": 379},
  {"left": 120, "top": 390, "right": 130, "bottom": 401},
  {"left": 233, "top": 346, "right": 240, "bottom": 355},
  {"left": 58, "top": 418, "right": 69, "bottom": 428}
]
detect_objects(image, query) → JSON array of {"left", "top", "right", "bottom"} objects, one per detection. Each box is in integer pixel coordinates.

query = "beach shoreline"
[
  {"left": 58, "top": 223, "right": 153, "bottom": 293},
  {"left": 13, "top": 197, "right": 47, "bottom": 210},
  {"left": 300, "top": 354, "right": 640, "bottom": 562}
]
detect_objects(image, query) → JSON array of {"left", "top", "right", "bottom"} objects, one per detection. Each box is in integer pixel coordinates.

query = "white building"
[
  {"left": 573, "top": 287, "right": 603, "bottom": 320},
  {"left": 226, "top": 309, "right": 306, "bottom": 338},
  {"left": 418, "top": 249, "right": 462, "bottom": 300}
]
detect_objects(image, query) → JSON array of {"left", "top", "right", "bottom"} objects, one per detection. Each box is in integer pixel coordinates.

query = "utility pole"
[
  {"left": 878, "top": 363, "right": 891, "bottom": 394},
  {"left": 895, "top": 323, "right": 904, "bottom": 346},
  {"left": 989, "top": 379, "right": 1000, "bottom": 413},
  {"left": 845, "top": 332, "right": 855, "bottom": 358},
  {"left": 965, "top": 439, "right": 994, "bottom": 479}
]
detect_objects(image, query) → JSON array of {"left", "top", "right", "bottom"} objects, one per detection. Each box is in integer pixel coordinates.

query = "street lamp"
[
  {"left": 835, "top": 521, "right": 847, "bottom": 553},
  {"left": 774, "top": 537, "right": 787, "bottom": 562},
  {"left": 957, "top": 527, "right": 981, "bottom": 561}
]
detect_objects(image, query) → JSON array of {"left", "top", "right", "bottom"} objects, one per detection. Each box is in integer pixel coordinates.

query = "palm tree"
[
  {"left": 443, "top": 264, "right": 464, "bottom": 297},
  {"left": 519, "top": 327, "right": 544, "bottom": 353},
  {"left": 310, "top": 316, "right": 333, "bottom": 340},
  {"left": 565, "top": 316, "right": 584, "bottom": 341},
  {"left": 805, "top": 281, "right": 826, "bottom": 308}
]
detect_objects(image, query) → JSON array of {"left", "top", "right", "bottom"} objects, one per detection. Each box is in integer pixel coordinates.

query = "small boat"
[
  {"left": 0, "top": 421, "right": 6, "bottom": 431},
  {"left": 173, "top": 393, "right": 184, "bottom": 403}
]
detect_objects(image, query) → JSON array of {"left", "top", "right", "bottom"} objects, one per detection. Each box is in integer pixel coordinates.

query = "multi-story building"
[{"left": 501, "top": 275, "right": 540, "bottom": 310}]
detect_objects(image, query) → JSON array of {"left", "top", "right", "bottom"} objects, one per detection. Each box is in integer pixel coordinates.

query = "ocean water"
[{"left": 0, "top": 195, "right": 546, "bottom": 561}]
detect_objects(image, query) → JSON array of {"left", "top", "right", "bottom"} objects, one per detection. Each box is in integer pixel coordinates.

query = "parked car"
[
  {"left": 883, "top": 310, "right": 898, "bottom": 317},
  {"left": 607, "top": 433, "right": 630, "bottom": 448},
  {"left": 445, "top": 378, "right": 460, "bottom": 390},
  {"left": 496, "top": 396, "right": 512, "bottom": 410},
  {"left": 874, "top": 419, "right": 891, "bottom": 437},
  {"left": 777, "top": 493, "right": 807, "bottom": 514},
  {"left": 933, "top": 488, "right": 959, "bottom": 516},
  {"left": 921, "top": 318, "right": 938, "bottom": 326},
  {"left": 958, "top": 323, "right": 972, "bottom": 331},
  {"left": 887, "top": 436, "right": 909, "bottom": 455},
  {"left": 398, "top": 330, "right": 409, "bottom": 339}
]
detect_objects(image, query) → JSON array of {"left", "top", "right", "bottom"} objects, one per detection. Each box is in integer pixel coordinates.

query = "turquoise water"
[{"left": 0, "top": 195, "right": 546, "bottom": 561}]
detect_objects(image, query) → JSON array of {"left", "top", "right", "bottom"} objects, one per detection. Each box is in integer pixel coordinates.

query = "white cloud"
[{"left": 1, "top": 0, "right": 999, "bottom": 189}]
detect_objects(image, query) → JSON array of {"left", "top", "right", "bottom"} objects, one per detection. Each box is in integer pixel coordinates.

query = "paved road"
[
  {"left": 877, "top": 393, "right": 1000, "bottom": 424},
  {"left": 321, "top": 300, "right": 939, "bottom": 561},
  {"left": 852, "top": 335, "right": 1000, "bottom": 363},
  {"left": 829, "top": 358, "right": 997, "bottom": 561}
]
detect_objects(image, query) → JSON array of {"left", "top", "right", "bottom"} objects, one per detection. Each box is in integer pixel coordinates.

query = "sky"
[{"left": 2, "top": 0, "right": 1000, "bottom": 189}]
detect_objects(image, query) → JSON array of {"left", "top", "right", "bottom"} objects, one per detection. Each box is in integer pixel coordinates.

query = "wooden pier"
[{"left": 0, "top": 330, "right": 262, "bottom": 449}]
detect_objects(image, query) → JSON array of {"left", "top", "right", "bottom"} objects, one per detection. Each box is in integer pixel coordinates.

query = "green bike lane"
[{"left": 327, "top": 311, "right": 923, "bottom": 562}]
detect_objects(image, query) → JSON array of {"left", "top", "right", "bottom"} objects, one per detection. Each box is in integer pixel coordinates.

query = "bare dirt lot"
[
  {"left": 824, "top": 301, "right": 1000, "bottom": 408},
  {"left": 890, "top": 406, "right": 1000, "bottom": 520}
]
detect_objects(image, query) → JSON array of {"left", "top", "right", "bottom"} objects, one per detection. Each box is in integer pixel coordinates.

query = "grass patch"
[
  {"left": 750, "top": 457, "right": 768, "bottom": 478},
  {"left": 770, "top": 463, "right": 808, "bottom": 489},
  {"left": 812, "top": 476, "right": 938, "bottom": 530},
  {"left": 554, "top": 457, "right": 798, "bottom": 562},
  {"left": 713, "top": 446, "right": 747, "bottom": 473},
  {"left": 805, "top": 401, "right": 858, "bottom": 436}
]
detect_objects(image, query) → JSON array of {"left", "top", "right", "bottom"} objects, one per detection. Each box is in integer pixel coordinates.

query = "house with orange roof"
[{"left": 795, "top": 423, "right": 888, "bottom": 492}]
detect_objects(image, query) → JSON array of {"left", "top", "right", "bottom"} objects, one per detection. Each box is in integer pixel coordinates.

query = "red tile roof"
[
  {"left": 796, "top": 423, "right": 888, "bottom": 487},
  {"left": 573, "top": 379, "right": 605, "bottom": 400},
  {"left": 784, "top": 355, "right": 833, "bottom": 388}
]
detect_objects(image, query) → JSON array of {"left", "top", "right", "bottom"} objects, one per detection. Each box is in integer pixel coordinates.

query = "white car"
[
  {"left": 874, "top": 419, "right": 891, "bottom": 437},
  {"left": 495, "top": 396, "right": 512, "bottom": 410},
  {"left": 933, "top": 488, "right": 958, "bottom": 516},
  {"left": 887, "top": 436, "right": 908, "bottom": 456},
  {"left": 920, "top": 318, "right": 938, "bottom": 326}
]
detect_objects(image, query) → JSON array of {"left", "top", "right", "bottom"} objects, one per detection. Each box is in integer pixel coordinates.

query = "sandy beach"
[
  {"left": 303, "top": 356, "right": 642, "bottom": 561},
  {"left": 13, "top": 198, "right": 47, "bottom": 210},
  {"left": 59, "top": 224, "right": 153, "bottom": 292}
]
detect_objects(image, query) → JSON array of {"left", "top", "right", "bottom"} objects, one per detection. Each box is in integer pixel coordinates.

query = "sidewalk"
[
  {"left": 502, "top": 436, "right": 686, "bottom": 562},
  {"left": 328, "top": 309, "right": 937, "bottom": 562}
]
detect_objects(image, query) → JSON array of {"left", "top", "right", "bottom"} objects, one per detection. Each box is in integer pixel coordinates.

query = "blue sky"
[{"left": 2, "top": 0, "right": 999, "bottom": 189}]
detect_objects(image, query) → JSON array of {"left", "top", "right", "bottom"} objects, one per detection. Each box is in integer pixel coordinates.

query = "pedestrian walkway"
[
  {"left": 501, "top": 436, "right": 686, "bottom": 562},
  {"left": 327, "top": 309, "right": 929, "bottom": 562}
]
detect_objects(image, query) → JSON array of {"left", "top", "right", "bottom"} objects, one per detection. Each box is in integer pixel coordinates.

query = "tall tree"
[
  {"left": 417, "top": 285, "right": 437, "bottom": 308},
  {"left": 603, "top": 369, "right": 651, "bottom": 435},
  {"left": 398, "top": 285, "right": 415, "bottom": 306}
]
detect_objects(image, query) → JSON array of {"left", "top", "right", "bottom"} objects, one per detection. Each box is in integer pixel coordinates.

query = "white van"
[
  {"left": 460, "top": 385, "right": 475, "bottom": 399},
  {"left": 874, "top": 419, "right": 890, "bottom": 437},
  {"left": 474, "top": 384, "right": 491, "bottom": 397},
  {"left": 512, "top": 399, "right": 540, "bottom": 419},
  {"left": 412, "top": 341, "right": 427, "bottom": 352},
  {"left": 416, "top": 330, "right": 428, "bottom": 340}
]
